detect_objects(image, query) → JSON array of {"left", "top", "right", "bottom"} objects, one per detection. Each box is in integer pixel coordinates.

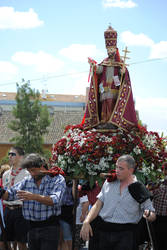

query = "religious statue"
[{"left": 82, "top": 26, "right": 138, "bottom": 131}]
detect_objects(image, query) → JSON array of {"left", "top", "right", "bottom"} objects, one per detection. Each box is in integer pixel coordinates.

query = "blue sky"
[{"left": 0, "top": 0, "right": 167, "bottom": 135}]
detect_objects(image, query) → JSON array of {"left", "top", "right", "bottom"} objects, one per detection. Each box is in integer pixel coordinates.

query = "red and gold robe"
[{"left": 83, "top": 54, "right": 138, "bottom": 131}]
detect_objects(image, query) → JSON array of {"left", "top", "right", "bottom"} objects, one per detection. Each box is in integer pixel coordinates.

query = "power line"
[
  {"left": 0, "top": 71, "right": 88, "bottom": 87},
  {"left": 0, "top": 56, "right": 166, "bottom": 87},
  {"left": 130, "top": 56, "right": 167, "bottom": 65}
]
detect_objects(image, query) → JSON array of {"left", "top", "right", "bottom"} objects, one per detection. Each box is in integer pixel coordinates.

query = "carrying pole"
[{"left": 145, "top": 219, "right": 156, "bottom": 250}]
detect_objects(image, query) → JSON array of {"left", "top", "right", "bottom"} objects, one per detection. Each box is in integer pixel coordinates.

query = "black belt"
[
  {"left": 92, "top": 216, "right": 137, "bottom": 232},
  {"left": 6, "top": 205, "right": 22, "bottom": 210},
  {"left": 29, "top": 215, "right": 60, "bottom": 228}
]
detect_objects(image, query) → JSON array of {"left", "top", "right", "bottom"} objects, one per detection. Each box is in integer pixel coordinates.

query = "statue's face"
[{"left": 107, "top": 47, "right": 116, "bottom": 58}]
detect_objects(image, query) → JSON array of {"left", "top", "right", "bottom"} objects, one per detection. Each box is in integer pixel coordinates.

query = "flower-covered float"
[{"left": 51, "top": 123, "right": 167, "bottom": 186}]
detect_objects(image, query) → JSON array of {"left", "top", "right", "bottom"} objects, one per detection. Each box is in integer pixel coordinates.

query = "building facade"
[{"left": 0, "top": 92, "right": 86, "bottom": 160}]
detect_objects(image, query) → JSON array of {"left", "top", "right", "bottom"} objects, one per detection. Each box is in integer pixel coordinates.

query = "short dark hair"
[
  {"left": 21, "top": 153, "right": 48, "bottom": 170},
  {"left": 11, "top": 146, "right": 25, "bottom": 156},
  {"left": 117, "top": 155, "right": 136, "bottom": 170}
]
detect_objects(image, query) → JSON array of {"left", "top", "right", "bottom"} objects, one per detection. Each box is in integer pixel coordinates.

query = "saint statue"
[{"left": 82, "top": 26, "right": 138, "bottom": 131}]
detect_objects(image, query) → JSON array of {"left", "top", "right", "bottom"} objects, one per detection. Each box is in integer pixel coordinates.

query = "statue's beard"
[{"left": 108, "top": 53, "right": 115, "bottom": 59}]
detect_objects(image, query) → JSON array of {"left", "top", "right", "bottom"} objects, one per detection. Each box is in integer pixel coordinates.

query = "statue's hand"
[
  {"left": 88, "top": 57, "right": 97, "bottom": 82},
  {"left": 88, "top": 57, "right": 97, "bottom": 66}
]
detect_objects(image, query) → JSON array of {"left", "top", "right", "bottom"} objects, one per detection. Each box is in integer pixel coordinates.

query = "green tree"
[{"left": 8, "top": 81, "right": 51, "bottom": 154}]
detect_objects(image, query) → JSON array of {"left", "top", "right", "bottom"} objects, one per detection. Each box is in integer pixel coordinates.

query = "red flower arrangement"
[{"left": 51, "top": 124, "right": 167, "bottom": 185}]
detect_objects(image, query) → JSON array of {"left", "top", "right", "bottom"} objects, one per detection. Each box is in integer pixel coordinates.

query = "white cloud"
[
  {"left": 59, "top": 44, "right": 105, "bottom": 62},
  {"left": 67, "top": 72, "right": 89, "bottom": 95},
  {"left": 136, "top": 97, "right": 167, "bottom": 135},
  {"left": 103, "top": 0, "right": 137, "bottom": 8},
  {"left": 121, "top": 31, "right": 167, "bottom": 61},
  {"left": 12, "top": 51, "right": 64, "bottom": 73},
  {"left": 150, "top": 41, "right": 167, "bottom": 59},
  {"left": 136, "top": 97, "right": 167, "bottom": 109},
  {"left": 0, "top": 7, "right": 43, "bottom": 29},
  {"left": 0, "top": 61, "right": 18, "bottom": 74},
  {"left": 120, "top": 31, "right": 154, "bottom": 47}
]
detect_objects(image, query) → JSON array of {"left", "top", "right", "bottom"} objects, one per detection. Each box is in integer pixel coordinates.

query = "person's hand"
[
  {"left": 143, "top": 209, "right": 151, "bottom": 218},
  {"left": 80, "top": 221, "right": 93, "bottom": 241},
  {"left": 143, "top": 210, "right": 156, "bottom": 222},
  {"left": 17, "top": 190, "right": 35, "bottom": 201}
]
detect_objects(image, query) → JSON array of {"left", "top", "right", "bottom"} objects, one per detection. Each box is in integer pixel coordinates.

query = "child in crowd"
[{"left": 74, "top": 194, "right": 89, "bottom": 250}]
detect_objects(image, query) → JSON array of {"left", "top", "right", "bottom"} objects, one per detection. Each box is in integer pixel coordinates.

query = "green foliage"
[
  {"left": 0, "top": 154, "right": 9, "bottom": 166},
  {"left": 8, "top": 81, "right": 51, "bottom": 154},
  {"left": 135, "top": 170, "right": 146, "bottom": 184},
  {"left": 43, "top": 149, "right": 52, "bottom": 161}
]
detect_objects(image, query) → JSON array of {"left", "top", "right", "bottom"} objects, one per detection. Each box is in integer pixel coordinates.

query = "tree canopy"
[{"left": 8, "top": 81, "right": 51, "bottom": 154}]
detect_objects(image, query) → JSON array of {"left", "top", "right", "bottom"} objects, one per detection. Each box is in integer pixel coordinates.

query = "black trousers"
[
  {"left": 28, "top": 225, "right": 60, "bottom": 250},
  {"left": 0, "top": 207, "right": 29, "bottom": 242},
  {"left": 153, "top": 215, "right": 167, "bottom": 250},
  {"left": 88, "top": 218, "right": 100, "bottom": 250},
  {"left": 88, "top": 217, "right": 136, "bottom": 250},
  {"left": 99, "top": 230, "right": 134, "bottom": 250}
]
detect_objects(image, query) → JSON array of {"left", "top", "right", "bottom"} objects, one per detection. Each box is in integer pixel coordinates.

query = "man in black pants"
[
  {"left": 152, "top": 162, "right": 167, "bottom": 250},
  {"left": 0, "top": 153, "right": 66, "bottom": 250},
  {"left": 80, "top": 155, "right": 156, "bottom": 250}
]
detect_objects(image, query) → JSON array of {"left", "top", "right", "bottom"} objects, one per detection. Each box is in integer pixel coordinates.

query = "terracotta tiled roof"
[
  {"left": 0, "top": 110, "right": 84, "bottom": 145},
  {"left": 0, "top": 92, "right": 86, "bottom": 103},
  {"left": 0, "top": 112, "right": 17, "bottom": 144}
]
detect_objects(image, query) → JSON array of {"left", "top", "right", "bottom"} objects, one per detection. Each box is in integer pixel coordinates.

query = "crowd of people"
[
  {"left": 0, "top": 148, "right": 166, "bottom": 250},
  {"left": 0, "top": 147, "right": 91, "bottom": 250}
]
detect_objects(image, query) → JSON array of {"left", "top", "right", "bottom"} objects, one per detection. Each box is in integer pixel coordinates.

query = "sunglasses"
[{"left": 8, "top": 152, "right": 16, "bottom": 157}]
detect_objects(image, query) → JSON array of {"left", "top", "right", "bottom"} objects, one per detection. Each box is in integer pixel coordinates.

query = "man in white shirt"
[
  {"left": 1, "top": 146, "right": 29, "bottom": 250},
  {"left": 80, "top": 155, "right": 156, "bottom": 250}
]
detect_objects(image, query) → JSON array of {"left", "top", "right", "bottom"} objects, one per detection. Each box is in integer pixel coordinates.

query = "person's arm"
[
  {"left": 80, "top": 200, "right": 89, "bottom": 223},
  {"left": 80, "top": 199, "right": 103, "bottom": 241},
  {"left": 0, "top": 180, "right": 25, "bottom": 201},
  {"left": 0, "top": 189, "right": 9, "bottom": 200},
  {"left": 17, "top": 190, "right": 54, "bottom": 206},
  {"left": 17, "top": 175, "right": 66, "bottom": 206},
  {"left": 141, "top": 197, "right": 156, "bottom": 222}
]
